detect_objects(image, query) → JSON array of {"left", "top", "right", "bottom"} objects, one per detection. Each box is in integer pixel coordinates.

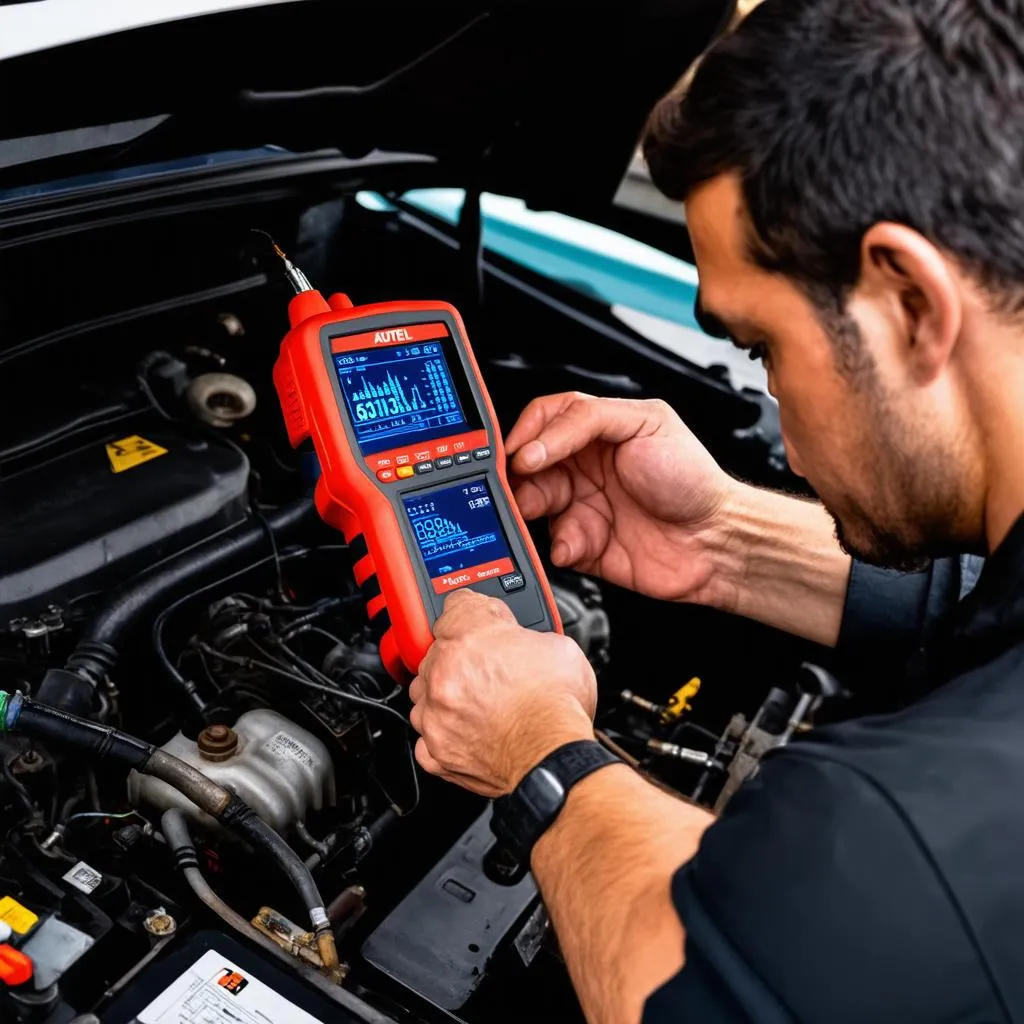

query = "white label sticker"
[
  {"left": 264, "top": 731, "right": 317, "bottom": 771},
  {"left": 138, "top": 948, "right": 325, "bottom": 1024},
  {"left": 62, "top": 861, "right": 102, "bottom": 895}
]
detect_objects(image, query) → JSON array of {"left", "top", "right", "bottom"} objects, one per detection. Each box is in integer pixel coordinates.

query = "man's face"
[{"left": 685, "top": 174, "right": 974, "bottom": 569}]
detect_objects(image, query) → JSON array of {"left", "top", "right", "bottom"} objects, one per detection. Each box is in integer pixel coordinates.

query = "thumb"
[{"left": 550, "top": 509, "right": 608, "bottom": 569}]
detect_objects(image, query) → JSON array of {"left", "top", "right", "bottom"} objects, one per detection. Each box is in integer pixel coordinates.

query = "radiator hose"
[
  {"left": 42, "top": 499, "right": 317, "bottom": 715},
  {"left": 0, "top": 690, "right": 339, "bottom": 971}
]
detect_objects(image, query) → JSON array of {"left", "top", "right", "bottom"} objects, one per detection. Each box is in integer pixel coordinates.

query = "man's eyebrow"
[{"left": 694, "top": 298, "right": 760, "bottom": 346}]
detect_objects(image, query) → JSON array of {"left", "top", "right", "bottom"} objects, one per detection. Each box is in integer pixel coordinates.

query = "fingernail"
[
  {"left": 519, "top": 440, "right": 546, "bottom": 471},
  {"left": 552, "top": 541, "right": 570, "bottom": 565}
]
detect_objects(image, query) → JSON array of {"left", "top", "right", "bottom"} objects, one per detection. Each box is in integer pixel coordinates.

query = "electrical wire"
[
  {"left": 252, "top": 508, "right": 285, "bottom": 599},
  {"left": 64, "top": 810, "right": 140, "bottom": 827},
  {"left": 0, "top": 759, "right": 35, "bottom": 816},
  {"left": 153, "top": 552, "right": 290, "bottom": 691},
  {"left": 199, "top": 638, "right": 420, "bottom": 814},
  {"left": 201, "top": 641, "right": 413, "bottom": 731}
]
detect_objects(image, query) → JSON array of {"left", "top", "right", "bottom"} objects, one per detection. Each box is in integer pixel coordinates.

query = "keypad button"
[
  {"left": 473, "top": 447, "right": 492, "bottom": 460},
  {"left": 455, "top": 453, "right": 472, "bottom": 465},
  {"left": 415, "top": 461, "right": 435, "bottom": 474},
  {"left": 376, "top": 468, "right": 396, "bottom": 483},
  {"left": 500, "top": 572, "right": 525, "bottom": 592},
  {"left": 435, "top": 456, "right": 454, "bottom": 469},
  {"left": 396, "top": 465, "right": 415, "bottom": 479}
]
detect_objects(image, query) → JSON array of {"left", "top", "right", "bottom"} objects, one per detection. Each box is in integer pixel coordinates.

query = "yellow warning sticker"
[
  {"left": 105, "top": 435, "right": 168, "bottom": 473},
  {"left": 0, "top": 896, "right": 38, "bottom": 935}
]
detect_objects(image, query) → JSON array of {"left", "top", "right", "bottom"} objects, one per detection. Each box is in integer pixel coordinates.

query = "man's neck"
[{"left": 967, "top": 335, "right": 1024, "bottom": 554}]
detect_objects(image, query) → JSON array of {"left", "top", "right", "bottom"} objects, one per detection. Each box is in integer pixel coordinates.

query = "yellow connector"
[{"left": 660, "top": 677, "right": 701, "bottom": 724}]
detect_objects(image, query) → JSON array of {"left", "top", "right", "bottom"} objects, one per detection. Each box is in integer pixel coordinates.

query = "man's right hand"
[
  {"left": 507, "top": 391, "right": 852, "bottom": 646},
  {"left": 506, "top": 392, "right": 736, "bottom": 605}
]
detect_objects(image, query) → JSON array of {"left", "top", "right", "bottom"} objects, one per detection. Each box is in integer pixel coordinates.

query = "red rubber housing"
[{"left": 273, "top": 294, "right": 561, "bottom": 682}]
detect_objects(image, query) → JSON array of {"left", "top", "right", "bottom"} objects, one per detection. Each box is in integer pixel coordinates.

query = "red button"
[
  {"left": 376, "top": 469, "right": 396, "bottom": 483},
  {"left": 0, "top": 945, "right": 33, "bottom": 987}
]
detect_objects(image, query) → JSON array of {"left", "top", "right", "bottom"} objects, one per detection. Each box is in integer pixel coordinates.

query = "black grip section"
[
  {"left": 360, "top": 574, "right": 382, "bottom": 605},
  {"left": 349, "top": 533, "right": 369, "bottom": 563},
  {"left": 369, "top": 608, "right": 392, "bottom": 642}
]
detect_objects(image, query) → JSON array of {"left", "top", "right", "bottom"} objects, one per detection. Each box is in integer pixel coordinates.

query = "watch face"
[
  {"left": 522, "top": 768, "right": 567, "bottom": 819},
  {"left": 491, "top": 767, "right": 567, "bottom": 857}
]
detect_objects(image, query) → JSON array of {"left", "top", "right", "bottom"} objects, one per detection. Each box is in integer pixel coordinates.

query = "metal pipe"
[
  {"left": 3, "top": 691, "right": 335, "bottom": 964},
  {"left": 161, "top": 811, "right": 393, "bottom": 1024},
  {"left": 144, "top": 750, "right": 234, "bottom": 816}
]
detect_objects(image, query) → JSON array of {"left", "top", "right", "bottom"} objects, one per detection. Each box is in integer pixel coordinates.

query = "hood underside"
[{"left": 0, "top": 0, "right": 733, "bottom": 212}]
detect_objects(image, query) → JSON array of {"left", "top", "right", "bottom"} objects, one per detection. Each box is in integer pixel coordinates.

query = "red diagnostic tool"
[{"left": 270, "top": 249, "right": 561, "bottom": 683}]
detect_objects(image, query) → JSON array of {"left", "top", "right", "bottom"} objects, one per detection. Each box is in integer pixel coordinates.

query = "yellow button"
[{"left": 396, "top": 465, "right": 415, "bottom": 479}]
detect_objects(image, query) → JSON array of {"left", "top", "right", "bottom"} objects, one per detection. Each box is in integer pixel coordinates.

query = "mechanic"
[{"left": 409, "top": 1, "right": 1024, "bottom": 1021}]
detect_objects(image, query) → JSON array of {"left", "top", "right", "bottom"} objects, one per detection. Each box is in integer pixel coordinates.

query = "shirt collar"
[{"left": 938, "top": 512, "right": 1024, "bottom": 672}]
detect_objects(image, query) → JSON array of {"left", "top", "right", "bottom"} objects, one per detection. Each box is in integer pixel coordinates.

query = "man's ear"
[{"left": 856, "top": 223, "right": 962, "bottom": 384}]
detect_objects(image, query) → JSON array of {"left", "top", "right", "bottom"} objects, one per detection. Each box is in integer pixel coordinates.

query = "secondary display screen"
[
  {"left": 403, "top": 479, "right": 516, "bottom": 594},
  {"left": 334, "top": 340, "right": 468, "bottom": 456}
]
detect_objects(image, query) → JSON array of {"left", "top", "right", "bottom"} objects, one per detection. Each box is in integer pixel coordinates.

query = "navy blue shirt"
[{"left": 642, "top": 532, "right": 1022, "bottom": 1023}]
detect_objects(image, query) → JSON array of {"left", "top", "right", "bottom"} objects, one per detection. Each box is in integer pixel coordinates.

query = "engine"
[{"left": 0, "top": 272, "right": 821, "bottom": 1023}]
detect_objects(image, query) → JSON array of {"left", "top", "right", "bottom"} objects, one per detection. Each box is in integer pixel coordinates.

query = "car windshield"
[{"left": 0, "top": 116, "right": 290, "bottom": 205}]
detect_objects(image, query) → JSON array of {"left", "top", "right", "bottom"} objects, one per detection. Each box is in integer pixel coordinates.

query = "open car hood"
[{"left": 0, "top": 0, "right": 733, "bottom": 212}]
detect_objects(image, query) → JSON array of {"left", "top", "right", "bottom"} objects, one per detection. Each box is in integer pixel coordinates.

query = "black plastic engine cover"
[{"left": 1, "top": 426, "right": 248, "bottom": 620}]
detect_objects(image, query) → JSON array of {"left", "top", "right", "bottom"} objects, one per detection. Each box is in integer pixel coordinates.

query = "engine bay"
[{"left": 0, "top": 180, "right": 834, "bottom": 1023}]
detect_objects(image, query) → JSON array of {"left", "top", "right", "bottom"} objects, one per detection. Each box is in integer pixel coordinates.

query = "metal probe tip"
[{"left": 249, "top": 229, "right": 314, "bottom": 295}]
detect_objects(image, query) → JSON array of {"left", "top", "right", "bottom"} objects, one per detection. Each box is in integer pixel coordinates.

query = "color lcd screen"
[
  {"left": 334, "top": 340, "right": 468, "bottom": 456},
  {"left": 403, "top": 480, "right": 516, "bottom": 594}
]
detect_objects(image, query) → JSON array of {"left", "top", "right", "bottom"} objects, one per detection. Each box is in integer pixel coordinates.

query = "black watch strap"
[{"left": 485, "top": 740, "right": 620, "bottom": 884}]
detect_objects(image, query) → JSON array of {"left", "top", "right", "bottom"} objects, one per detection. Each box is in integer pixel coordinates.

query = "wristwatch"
[{"left": 484, "top": 739, "right": 621, "bottom": 885}]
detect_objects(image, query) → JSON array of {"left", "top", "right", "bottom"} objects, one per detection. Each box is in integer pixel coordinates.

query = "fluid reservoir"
[{"left": 128, "top": 709, "right": 336, "bottom": 835}]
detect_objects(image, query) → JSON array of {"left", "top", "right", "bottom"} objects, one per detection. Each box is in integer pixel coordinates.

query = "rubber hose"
[
  {"left": 144, "top": 750, "right": 234, "bottom": 816},
  {"left": 224, "top": 803, "right": 339, "bottom": 970},
  {"left": 5, "top": 695, "right": 154, "bottom": 767},
  {"left": 161, "top": 811, "right": 393, "bottom": 1024},
  {"left": 4, "top": 692, "right": 336, "bottom": 966},
  {"left": 67, "top": 498, "right": 316, "bottom": 683}
]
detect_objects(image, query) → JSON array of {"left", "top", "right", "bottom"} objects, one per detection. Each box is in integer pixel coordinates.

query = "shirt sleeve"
[
  {"left": 642, "top": 749, "right": 990, "bottom": 1024},
  {"left": 834, "top": 555, "right": 983, "bottom": 689}
]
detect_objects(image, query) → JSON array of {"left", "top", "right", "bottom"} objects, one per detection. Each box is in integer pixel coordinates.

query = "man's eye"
[{"left": 747, "top": 342, "right": 769, "bottom": 365}]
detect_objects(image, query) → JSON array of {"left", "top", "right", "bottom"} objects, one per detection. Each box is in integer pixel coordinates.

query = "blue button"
[{"left": 500, "top": 572, "right": 525, "bottom": 592}]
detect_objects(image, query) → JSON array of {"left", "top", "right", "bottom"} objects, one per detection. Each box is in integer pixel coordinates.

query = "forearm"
[
  {"left": 531, "top": 764, "right": 713, "bottom": 1024},
  {"left": 703, "top": 483, "right": 852, "bottom": 646}
]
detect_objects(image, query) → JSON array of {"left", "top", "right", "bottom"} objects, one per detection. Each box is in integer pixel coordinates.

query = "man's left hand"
[{"left": 409, "top": 589, "right": 597, "bottom": 797}]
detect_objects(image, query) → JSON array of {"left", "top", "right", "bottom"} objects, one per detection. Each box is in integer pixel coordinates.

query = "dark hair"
[{"left": 643, "top": 0, "right": 1024, "bottom": 314}]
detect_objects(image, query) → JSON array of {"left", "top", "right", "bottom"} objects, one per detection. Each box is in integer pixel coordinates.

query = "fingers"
[
  {"left": 508, "top": 395, "right": 656, "bottom": 477},
  {"left": 433, "top": 589, "right": 516, "bottom": 640},
  {"left": 409, "top": 699, "right": 424, "bottom": 734},
  {"left": 549, "top": 512, "right": 594, "bottom": 568},
  {"left": 408, "top": 672, "right": 425, "bottom": 704},
  {"left": 512, "top": 465, "right": 574, "bottom": 521},
  {"left": 414, "top": 738, "right": 504, "bottom": 798},
  {"left": 414, "top": 736, "right": 441, "bottom": 773},
  {"left": 504, "top": 392, "right": 582, "bottom": 457}
]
